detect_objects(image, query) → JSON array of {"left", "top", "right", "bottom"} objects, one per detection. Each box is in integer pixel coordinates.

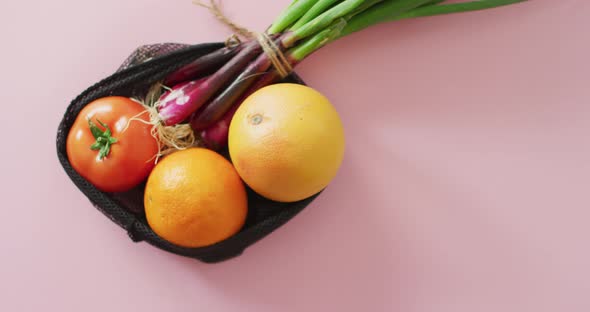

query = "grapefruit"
[{"left": 228, "top": 83, "right": 345, "bottom": 203}]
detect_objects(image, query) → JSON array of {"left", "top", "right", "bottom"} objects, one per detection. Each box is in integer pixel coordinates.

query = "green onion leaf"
[
  {"left": 268, "top": 0, "right": 317, "bottom": 34},
  {"left": 395, "top": 0, "right": 528, "bottom": 20}
]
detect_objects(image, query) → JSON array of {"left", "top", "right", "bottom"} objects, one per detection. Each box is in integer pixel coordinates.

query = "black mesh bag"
[{"left": 56, "top": 42, "right": 320, "bottom": 263}]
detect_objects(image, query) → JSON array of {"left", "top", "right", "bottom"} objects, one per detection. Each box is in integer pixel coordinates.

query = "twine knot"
[{"left": 192, "top": 0, "right": 292, "bottom": 78}]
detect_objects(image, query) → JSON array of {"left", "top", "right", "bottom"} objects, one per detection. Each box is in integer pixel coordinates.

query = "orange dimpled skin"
[
  {"left": 228, "top": 83, "right": 345, "bottom": 203},
  {"left": 144, "top": 148, "right": 248, "bottom": 248}
]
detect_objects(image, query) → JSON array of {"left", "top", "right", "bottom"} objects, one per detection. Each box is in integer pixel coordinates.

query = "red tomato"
[{"left": 66, "top": 96, "right": 159, "bottom": 193}]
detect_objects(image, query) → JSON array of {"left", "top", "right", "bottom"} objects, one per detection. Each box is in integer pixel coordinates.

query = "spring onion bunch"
[{"left": 150, "top": 0, "right": 527, "bottom": 150}]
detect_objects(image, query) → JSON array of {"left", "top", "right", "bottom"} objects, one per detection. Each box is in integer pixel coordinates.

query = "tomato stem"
[{"left": 88, "top": 118, "right": 118, "bottom": 160}]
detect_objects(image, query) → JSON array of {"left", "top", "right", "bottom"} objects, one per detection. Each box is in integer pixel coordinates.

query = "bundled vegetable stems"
[{"left": 149, "top": 0, "right": 527, "bottom": 152}]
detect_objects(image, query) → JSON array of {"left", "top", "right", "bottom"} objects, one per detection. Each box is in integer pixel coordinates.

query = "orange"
[
  {"left": 144, "top": 148, "right": 248, "bottom": 248},
  {"left": 228, "top": 83, "right": 345, "bottom": 203}
]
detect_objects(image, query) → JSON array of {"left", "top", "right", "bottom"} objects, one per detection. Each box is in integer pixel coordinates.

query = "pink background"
[{"left": 2, "top": 0, "right": 589, "bottom": 311}]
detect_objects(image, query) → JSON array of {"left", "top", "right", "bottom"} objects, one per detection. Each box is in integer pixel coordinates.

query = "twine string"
[
  {"left": 255, "top": 32, "right": 293, "bottom": 78},
  {"left": 192, "top": 0, "right": 292, "bottom": 78},
  {"left": 192, "top": 0, "right": 253, "bottom": 39}
]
